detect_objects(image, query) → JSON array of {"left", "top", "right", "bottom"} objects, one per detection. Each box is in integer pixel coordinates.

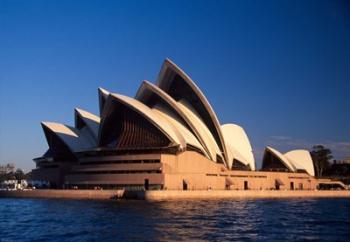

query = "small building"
[{"left": 0, "top": 180, "right": 28, "bottom": 190}]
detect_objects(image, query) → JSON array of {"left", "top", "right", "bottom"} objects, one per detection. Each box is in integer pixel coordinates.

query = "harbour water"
[{"left": 1, "top": 198, "right": 350, "bottom": 241}]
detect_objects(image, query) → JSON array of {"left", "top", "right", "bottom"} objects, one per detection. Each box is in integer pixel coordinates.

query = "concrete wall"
[
  {"left": 2, "top": 189, "right": 350, "bottom": 201},
  {"left": 31, "top": 163, "right": 72, "bottom": 188},
  {"left": 31, "top": 151, "right": 328, "bottom": 191},
  {"left": 161, "top": 151, "right": 226, "bottom": 190},
  {"left": 79, "top": 153, "right": 161, "bottom": 162},
  {"left": 226, "top": 170, "right": 318, "bottom": 190},
  {"left": 141, "top": 190, "right": 350, "bottom": 201},
  {"left": 161, "top": 151, "right": 319, "bottom": 191},
  {"left": 164, "top": 174, "right": 226, "bottom": 190},
  {"left": 65, "top": 173, "right": 164, "bottom": 186},
  {"left": 0, "top": 189, "right": 124, "bottom": 200},
  {"left": 65, "top": 154, "right": 164, "bottom": 187}
]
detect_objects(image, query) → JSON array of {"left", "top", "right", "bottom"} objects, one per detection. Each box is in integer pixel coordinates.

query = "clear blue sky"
[{"left": 0, "top": 0, "right": 349, "bottom": 171}]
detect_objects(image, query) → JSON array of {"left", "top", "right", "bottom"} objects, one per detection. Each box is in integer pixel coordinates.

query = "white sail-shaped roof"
[
  {"left": 225, "top": 145, "right": 248, "bottom": 168},
  {"left": 101, "top": 93, "right": 183, "bottom": 148},
  {"left": 135, "top": 80, "right": 212, "bottom": 159},
  {"left": 262, "top": 147, "right": 315, "bottom": 176},
  {"left": 221, "top": 124, "right": 255, "bottom": 170},
  {"left": 156, "top": 59, "right": 229, "bottom": 167},
  {"left": 177, "top": 99, "right": 223, "bottom": 162},
  {"left": 285, "top": 150, "right": 315, "bottom": 176},
  {"left": 152, "top": 104, "right": 207, "bottom": 155},
  {"left": 264, "top": 146, "right": 296, "bottom": 172},
  {"left": 38, "top": 58, "right": 265, "bottom": 171},
  {"left": 42, "top": 122, "right": 95, "bottom": 153},
  {"left": 75, "top": 108, "right": 100, "bottom": 142}
]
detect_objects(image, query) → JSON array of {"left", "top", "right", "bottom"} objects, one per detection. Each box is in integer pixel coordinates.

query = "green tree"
[
  {"left": 14, "top": 169, "right": 27, "bottom": 180},
  {"left": 311, "top": 145, "right": 333, "bottom": 177}
]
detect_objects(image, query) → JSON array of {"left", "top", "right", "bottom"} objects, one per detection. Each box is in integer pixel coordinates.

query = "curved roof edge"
[
  {"left": 177, "top": 99, "right": 223, "bottom": 163},
  {"left": 221, "top": 124, "right": 255, "bottom": 170},
  {"left": 100, "top": 93, "right": 183, "bottom": 148},
  {"left": 135, "top": 80, "right": 213, "bottom": 160},
  {"left": 264, "top": 146, "right": 296, "bottom": 172},
  {"left": 41, "top": 122, "right": 95, "bottom": 153},
  {"left": 156, "top": 58, "right": 229, "bottom": 167},
  {"left": 151, "top": 105, "right": 195, "bottom": 152},
  {"left": 74, "top": 108, "right": 100, "bottom": 141},
  {"left": 226, "top": 144, "right": 249, "bottom": 167},
  {"left": 285, "top": 150, "right": 315, "bottom": 176},
  {"left": 98, "top": 87, "right": 110, "bottom": 116}
]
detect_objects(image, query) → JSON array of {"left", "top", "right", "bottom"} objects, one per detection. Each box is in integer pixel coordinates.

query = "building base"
[{"left": 1, "top": 189, "right": 350, "bottom": 201}]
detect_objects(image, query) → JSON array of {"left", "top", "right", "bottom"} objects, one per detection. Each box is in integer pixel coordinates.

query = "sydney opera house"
[{"left": 32, "top": 59, "right": 321, "bottom": 190}]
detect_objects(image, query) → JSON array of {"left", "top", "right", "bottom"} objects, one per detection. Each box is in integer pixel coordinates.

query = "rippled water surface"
[{"left": 1, "top": 198, "right": 350, "bottom": 241}]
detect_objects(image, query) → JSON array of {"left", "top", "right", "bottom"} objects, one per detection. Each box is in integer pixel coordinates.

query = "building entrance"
[
  {"left": 290, "top": 182, "right": 294, "bottom": 190},
  {"left": 144, "top": 179, "right": 149, "bottom": 190},
  {"left": 183, "top": 180, "right": 188, "bottom": 190}
]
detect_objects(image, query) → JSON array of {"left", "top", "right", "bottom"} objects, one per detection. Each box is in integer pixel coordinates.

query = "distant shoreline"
[{"left": 1, "top": 189, "right": 350, "bottom": 201}]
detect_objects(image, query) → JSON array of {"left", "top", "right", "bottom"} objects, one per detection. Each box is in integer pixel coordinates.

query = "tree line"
[
  {"left": 311, "top": 145, "right": 350, "bottom": 178},
  {"left": 0, "top": 163, "right": 29, "bottom": 182}
]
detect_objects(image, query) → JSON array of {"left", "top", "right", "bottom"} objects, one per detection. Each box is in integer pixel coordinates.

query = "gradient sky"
[{"left": 0, "top": 0, "right": 349, "bottom": 171}]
